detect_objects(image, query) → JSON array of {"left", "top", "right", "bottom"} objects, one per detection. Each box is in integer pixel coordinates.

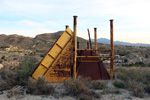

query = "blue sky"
[{"left": 0, "top": 0, "right": 150, "bottom": 44}]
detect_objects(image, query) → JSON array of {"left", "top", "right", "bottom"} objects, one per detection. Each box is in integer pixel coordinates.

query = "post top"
[
  {"left": 65, "top": 25, "right": 69, "bottom": 29},
  {"left": 73, "top": 16, "right": 78, "bottom": 18},
  {"left": 110, "top": 19, "right": 114, "bottom": 21}
]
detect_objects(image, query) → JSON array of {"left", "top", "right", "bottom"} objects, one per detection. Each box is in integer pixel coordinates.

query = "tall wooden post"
[
  {"left": 87, "top": 42, "right": 89, "bottom": 49},
  {"left": 110, "top": 19, "right": 114, "bottom": 80},
  {"left": 87, "top": 29, "right": 92, "bottom": 49},
  {"left": 77, "top": 41, "right": 79, "bottom": 49},
  {"left": 73, "top": 16, "right": 77, "bottom": 79},
  {"left": 94, "top": 28, "right": 97, "bottom": 54}
]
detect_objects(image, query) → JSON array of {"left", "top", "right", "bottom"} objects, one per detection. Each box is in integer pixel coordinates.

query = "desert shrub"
[
  {"left": 26, "top": 77, "right": 55, "bottom": 95},
  {"left": 15, "top": 56, "right": 38, "bottom": 85},
  {"left": 113, "top": 80, "right": 125, "bottom": 88},
  {"left": 92, "top": 81, "right": 107, "bottom": 90},
  {"left": 1, "top": 56, "right": 6, "bottom": 61},
  {"left": 0, "top": 67, "right": 18, "bottom": 90},
  {"left": 129, "top": 82, "right": 145, "bottom": 98},
  {"left": 0, "top": 46, "right": 9, "bottom": 49},
  {"left": 114, "top": 90, "right": 121, "bottom": 94},
  {"left": 0, "top": 56, "right": 38, "bottom": 90},
  {"left": 0, "top": 60, "right": 2, "bottom": 63},
  {"left": 115, "top": 68, "right": 150, "bottom": 97},
  {"left": 135, "top": 61, "right": 146, "bottom": 67},
  {"left": 145, "top": 55, "right": 148, "bottom": 58},
  {"left": 144, "top": 85, "right": 150, "bottom": 94},
  {"left": 119, "top": 52, "right": 129, "bottom": 56},
  {"left": 78, "top": 93, "right": 93, "bottom": 100},
  {"left": 115, "top": 68, "right": 129, "bottom": 81},
  {"left": 124, "top": 59, "right": 128, "bottom": 63},
  {"left": 142, "top": 73, "right": 150, "bottom": 84},
  {"left": 115, "top": 68, "right": 149, "bottom": 84},
  {"left": 64, "top": 77, "right": 90, "bottom": 96}
]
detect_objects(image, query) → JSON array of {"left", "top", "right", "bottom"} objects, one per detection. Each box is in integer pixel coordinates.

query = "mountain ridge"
[{"left": 91, "top": 38, "right": 150, "bottom": 47}]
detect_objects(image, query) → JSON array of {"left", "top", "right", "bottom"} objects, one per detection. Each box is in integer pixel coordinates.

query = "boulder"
[{"left": 0, "top": 64, "right": 3, "bottom": 69}]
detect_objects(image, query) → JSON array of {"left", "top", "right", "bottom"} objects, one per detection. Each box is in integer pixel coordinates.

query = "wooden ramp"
[{"left": 32, "top": 27, "right": 73, "bottom": 82}]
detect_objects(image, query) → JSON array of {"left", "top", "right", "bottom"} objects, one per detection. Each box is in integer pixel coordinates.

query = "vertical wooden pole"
[
  {"left": 110, "top": 19, "right": 114, "bottom": 80},
  {"left": 94, "top": 28, "right": 97, "bottom": 54},
  {"left": 87, "top": 42, "right": 89, "bottom": 49},
  {"left": 87, "top": 29, "right": 92, "bottom": 49},
  {"left": 77, "top": 41, "right": 79, "bottom": 49},
  {"left": 73, "top": 16, "right": 77, "bottom": 79}
]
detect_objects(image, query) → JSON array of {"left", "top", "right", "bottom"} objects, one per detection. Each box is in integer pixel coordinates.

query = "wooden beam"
[
  {"left": 77, "top": 56, "right": 111, "bottom": 58},
  {"left": 77, "top": 49, "right": 111, "bottom": 52}
]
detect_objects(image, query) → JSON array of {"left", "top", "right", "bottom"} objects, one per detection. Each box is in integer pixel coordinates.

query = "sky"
[{"left": 0, "top": 0, "right": 150, "bottom": 44}]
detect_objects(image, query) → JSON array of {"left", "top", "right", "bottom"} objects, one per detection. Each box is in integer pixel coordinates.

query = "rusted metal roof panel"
[{"left": 77, "top": 50, "right": 110, "bottom": 80}]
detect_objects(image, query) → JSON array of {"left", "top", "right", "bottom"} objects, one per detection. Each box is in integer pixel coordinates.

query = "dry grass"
[
  {"left": 91, "top": 80, "right": 108, "bottom": 90},
  {"left": 63, "top": 77, "right": 90, "bottom": 96},
  {"left": 26, "top": 77, "right": 55, "bottom": 95},
  {"left": 129, "top": 81, "right": 145, "bottom": 98},
  {"left": 113, "top": 80, "right": 125, "bottom": 88},
  {"left": 0, "top": 66, "right": 18, "bottom": 90},
  {"left": 115, "top": 67, "right": 150, "bottom": 97}
]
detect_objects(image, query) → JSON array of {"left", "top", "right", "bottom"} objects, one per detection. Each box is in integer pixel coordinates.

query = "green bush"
[
  {"left": 1, "top": 56, "right": 6, "bottom": 61},
  {"left": 113, "top": 80, "right": 125, "bottom": 88},
  {"left": 15, "top": 56, "right": 38, "bottom": 85}
]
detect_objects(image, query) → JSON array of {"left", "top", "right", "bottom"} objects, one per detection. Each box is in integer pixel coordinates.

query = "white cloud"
[
  {"left": 44, "top": 21, "right": 58, "bottom": 26},
  {"left": 0, "top": 0, "right": 150, "bottom": 43},
  {"left": 17, "top": 20, "right": 43, "bottom": 27}
]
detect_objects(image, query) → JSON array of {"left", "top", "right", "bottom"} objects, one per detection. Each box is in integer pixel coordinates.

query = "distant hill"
[
  {"left": 1, "top": 32, "right": 150, "bottom": 64},
  {"left": 91, "top": 38, "right": 150, "bottom": 47},
  {"left": 0, "top": 31, "right": 89, "bottom": 50}
]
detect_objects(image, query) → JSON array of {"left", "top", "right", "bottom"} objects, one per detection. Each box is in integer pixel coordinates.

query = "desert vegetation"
[
  {"left": 1, "top": 34, "right": 150, "bottom": 99},
  {"left": 1, "top": 61, "right": 150, "bottom": 99},
  {"left": 0, "top": 56, "right": 55, "bottom": 96}
]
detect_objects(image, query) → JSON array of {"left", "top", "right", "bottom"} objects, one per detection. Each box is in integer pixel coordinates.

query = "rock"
[{"left": 0, "top": 64, "right": 3, "bottom": 69}]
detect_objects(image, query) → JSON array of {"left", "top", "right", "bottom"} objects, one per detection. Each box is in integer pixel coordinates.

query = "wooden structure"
[
  {"left": 32, "top": 27, "right": 73, "bottom": 82},
  {"left": 32, "top": 16, "right": 114, "bottom": 82}
]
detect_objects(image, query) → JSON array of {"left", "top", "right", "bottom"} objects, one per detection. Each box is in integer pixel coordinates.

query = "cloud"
[
  {"left": 17, "top": 20, "right": 43, "bottom": 27},
  {"left": 44, "top": 21, "right": 58, "bottom": 26},
  {"left": 0, "top": 0, "right": 150, "bottom": 43}
]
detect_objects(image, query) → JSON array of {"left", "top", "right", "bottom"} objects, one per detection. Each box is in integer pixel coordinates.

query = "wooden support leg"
[
  {"left": 110, "top": 19, "right": 114, "bottom": 80},
  {"left": 73, "top": 16, "right": 77, "bottom": 79}
]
